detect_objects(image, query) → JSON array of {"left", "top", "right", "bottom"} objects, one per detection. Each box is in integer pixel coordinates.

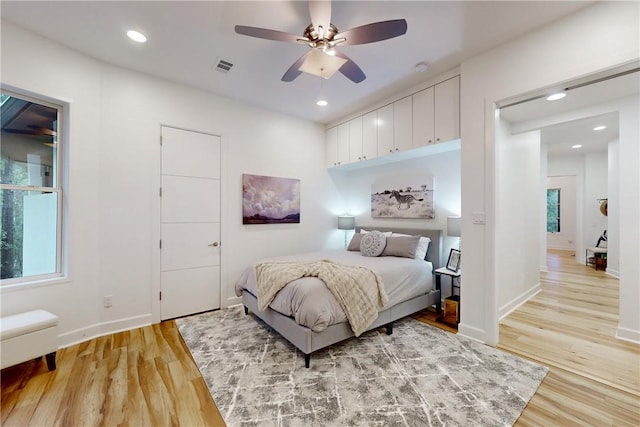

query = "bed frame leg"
[
  {"left": 386, "top": 323, "right": 393, "bottom": 335},
  {"left": 244, "top": 306, "right": 248, "bottom": 315},
  {"left": 304, "top": 354, "right": 310, "bottom": 368}
]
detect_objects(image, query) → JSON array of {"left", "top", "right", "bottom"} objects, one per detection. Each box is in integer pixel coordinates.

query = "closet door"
[{"left": 160, "top": 126, "right": 221, "bottom": 320}]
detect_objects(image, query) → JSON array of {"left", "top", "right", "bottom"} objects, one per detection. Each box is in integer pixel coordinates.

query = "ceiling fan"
[{"left": 235, "top": 0, "right": 407, "bottom": 83}]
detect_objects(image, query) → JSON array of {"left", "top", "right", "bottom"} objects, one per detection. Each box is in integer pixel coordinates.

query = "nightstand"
[{"left": 434, "top": 267, "right": 461, "bottom": 326}]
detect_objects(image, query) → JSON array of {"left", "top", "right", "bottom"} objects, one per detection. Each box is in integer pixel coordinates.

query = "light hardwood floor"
[
  {"left": 2, "top": 250, "right": 638, "bottom": 426},
  {"left": 500, "top": 249, "right": 640, "bottom": 426}
]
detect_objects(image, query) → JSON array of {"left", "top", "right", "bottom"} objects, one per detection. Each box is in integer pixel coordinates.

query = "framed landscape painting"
[{"left": 242, "top": 174, "right": 300, "bottom": 224}]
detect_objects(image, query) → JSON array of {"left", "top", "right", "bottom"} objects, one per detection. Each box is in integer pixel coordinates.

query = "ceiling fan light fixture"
[
  {"left": 298, "top": 49, "right": 346, "bottom": 79},
  {"left": 127, "top": 30, "right": 147, "bottom": 43}
]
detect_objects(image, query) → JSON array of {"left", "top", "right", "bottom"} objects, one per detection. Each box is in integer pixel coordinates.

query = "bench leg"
[
  {"left": 304, "top": 354, "right": 310, "bottom": 368},
  {"left": 45, "top": 352, "right": 56, "bottom": 371}
]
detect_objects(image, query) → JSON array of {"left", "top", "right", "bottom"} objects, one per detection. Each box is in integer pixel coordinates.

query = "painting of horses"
[
  {"left": 371, "top": 175, "right": 434, "bottom": 219},
  {"left": 242, "top": 174, "right": 300, "bottom": 224}
]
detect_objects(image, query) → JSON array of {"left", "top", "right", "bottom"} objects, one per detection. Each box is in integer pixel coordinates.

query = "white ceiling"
[
  {"left": 500, "top": 71, "right": 640, "bottom": 157},
  {"left": 0, "top": 0, "right": 592, "bottom": 124}
]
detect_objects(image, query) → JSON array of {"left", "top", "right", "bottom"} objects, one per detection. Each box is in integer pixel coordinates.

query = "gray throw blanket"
[{"left": 255, "top": 260, "right": 388, "bottom": 336}]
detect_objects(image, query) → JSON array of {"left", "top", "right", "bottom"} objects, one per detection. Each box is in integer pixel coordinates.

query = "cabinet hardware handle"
[{"left": 208, "top": 242, "right": 219, "bottom": 247}]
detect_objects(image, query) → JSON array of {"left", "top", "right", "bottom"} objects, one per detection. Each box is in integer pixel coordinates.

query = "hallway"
[{"left": 500, "top": 249, "right": 639, "bottom": 425}]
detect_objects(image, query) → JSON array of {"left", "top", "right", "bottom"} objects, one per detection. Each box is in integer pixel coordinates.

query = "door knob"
[{"left": 208, "top": 242, "right": 219, "bottom": 247}]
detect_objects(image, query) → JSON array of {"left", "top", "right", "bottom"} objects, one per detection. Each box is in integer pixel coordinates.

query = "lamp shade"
[
  {"left": 337, "top": 215, "right": 355, "bottom": 230},
  {"left": 447, "top": 216, "right": 461, "bottom": 237}
]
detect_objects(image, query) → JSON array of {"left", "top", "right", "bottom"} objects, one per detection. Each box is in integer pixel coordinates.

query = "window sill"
[{"left": 1, "top": 275, "right": 70, "bottom": 293}]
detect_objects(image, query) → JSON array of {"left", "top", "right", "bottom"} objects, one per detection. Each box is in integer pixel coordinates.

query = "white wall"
[
  {"left": 495, "top": 120, "right": 541, "bottom": 318},
  {"left": 607, "top": 139, "right": 620, "bottom": 277},
  {"left": 546, "top": 175, "right": 577, "bottom": 251},
  {"left": 584, "top": 151, "right": 609, "bottom": 251},
  {"left": 460, "top": 1, "right": 639, "bottom": 344},
  {"left": 340, "top": 149, "right": 461, "bottom": 265},
  {"left": 1, "top": 21, "right": 344, "bottom": 346}
]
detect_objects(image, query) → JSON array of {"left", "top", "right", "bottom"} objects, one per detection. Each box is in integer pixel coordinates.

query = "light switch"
[{"left": 472, "top": 212, "right": 485, "bottom": 224}]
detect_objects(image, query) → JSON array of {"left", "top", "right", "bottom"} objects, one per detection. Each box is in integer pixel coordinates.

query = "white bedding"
[{"left": 234, "top": 250, "right": 433, "bottom": 332}]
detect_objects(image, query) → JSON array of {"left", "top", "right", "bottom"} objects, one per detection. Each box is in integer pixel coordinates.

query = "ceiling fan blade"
[
  {"left": 334, "top": 51, "right": 366, "bottom": 83},
  {"left": 336, "top": 19, "right": 408, "bottom": 46},
  {"left": 308, "top": 0, "right": 332, "bottom": 34},
  {"left": 282, "top": 51, "right": 312, "bottom": 82},
  {"left": 235, "top": 25, "right": 300, "bottom": 43}
]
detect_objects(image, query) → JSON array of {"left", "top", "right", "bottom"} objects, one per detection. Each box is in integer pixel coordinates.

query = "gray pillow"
[
  {"left": 347, "top": 233, "right": 364, "bottom": 251},
  {"left": 381, "top": 235, "right": 421, "bottom": 258},
  {"left": 360, "top": 230, "right": 386, "bottom": 257}
]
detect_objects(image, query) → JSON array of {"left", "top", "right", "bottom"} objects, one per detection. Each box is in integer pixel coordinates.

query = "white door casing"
[{"left": 160, "top": 126, "right": 221, "bottom": 320}]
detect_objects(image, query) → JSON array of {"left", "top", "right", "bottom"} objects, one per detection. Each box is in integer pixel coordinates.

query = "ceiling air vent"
[{"left": 214, "top": 59, "right": 234, "bottom": 74}]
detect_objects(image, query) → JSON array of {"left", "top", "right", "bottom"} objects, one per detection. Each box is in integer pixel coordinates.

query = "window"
[
  {"left": 1, "top": 89, "right": 63, "bottom": 284},
  {"left": 547, "top": 188, "right": 560, "bottom": 233}
]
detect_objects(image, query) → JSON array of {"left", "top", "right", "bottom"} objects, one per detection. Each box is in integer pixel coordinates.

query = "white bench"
[{"left": 1, "top": 310, "right": 59, "bottom": 371}]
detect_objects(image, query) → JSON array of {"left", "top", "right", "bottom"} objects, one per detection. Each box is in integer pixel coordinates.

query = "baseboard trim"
[
  {"left": 606, "top": 268, "right": 620, "bottom": 278},
  {"left": 225, "top": 296, "right": 241, "bottom": 308},
  {"left": 616, "top": 326, "right": 640, "bottom": 344},
  {"left": 499, "top": 284, "right": 541, "bottom": 320},
  {"left": 58, "top": 314, "right": 153, "bottom": 348},
  {"left": 457, "top": 323, "right": 488, "bottom": 345}
]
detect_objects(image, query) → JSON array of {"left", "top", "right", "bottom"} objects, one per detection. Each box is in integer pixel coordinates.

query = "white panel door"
[{"left": 160, "top": 126, "right": 221, "bottom": 320}]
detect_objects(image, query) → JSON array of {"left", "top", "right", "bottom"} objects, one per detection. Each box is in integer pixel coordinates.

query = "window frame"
[{"left": 0, "top": 87, "right": 65, "bottom": 287}]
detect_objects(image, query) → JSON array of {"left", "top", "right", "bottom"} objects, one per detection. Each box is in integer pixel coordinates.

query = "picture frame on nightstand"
[{"left": 446, "top": 249, "right": 461, "bottom": 272}]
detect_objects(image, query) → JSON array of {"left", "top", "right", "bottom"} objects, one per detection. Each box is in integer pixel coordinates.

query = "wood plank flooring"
[
  {"left": 500, "top": 249, "right": 640, "bottom": 426},
  {"left": 2, "top": 249, "right": 638, "bottom": 426},
  {"left": 1, "top": 322, "right": 225, "bottom": 426}
]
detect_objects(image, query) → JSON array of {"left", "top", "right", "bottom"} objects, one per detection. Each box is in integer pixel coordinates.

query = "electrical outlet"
[{"left": 103, "top": 295, "right": 113, "bottom": 308}]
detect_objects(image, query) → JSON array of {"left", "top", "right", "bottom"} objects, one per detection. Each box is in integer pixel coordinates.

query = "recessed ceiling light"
[
  {"left": 593, "top": 125, "right": 607, "bottom": 131},
  {"left": 546, "top": 92, "right": 566, "bottom": 101},
  {"left": 127, "top": 30, "right": 147, "bottom": 43},
  {"left": 572, "top": 144, "right": 583, "bottom": 149},
  {"left": 316, "top": 99, "right": 328, "bottom": 107}
]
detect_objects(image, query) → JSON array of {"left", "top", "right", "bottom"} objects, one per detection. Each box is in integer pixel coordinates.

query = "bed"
[{"left": 235, "top": 227, "right": 443, "bottom": 367}]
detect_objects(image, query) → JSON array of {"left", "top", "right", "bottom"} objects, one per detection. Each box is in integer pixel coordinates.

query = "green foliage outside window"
[{"left": 547, "top": 188, "right": 560, "bottom": 233}]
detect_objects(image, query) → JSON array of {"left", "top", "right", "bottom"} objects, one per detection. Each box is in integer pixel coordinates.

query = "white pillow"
[
  {"left": 360, "top": 230, "right": 387, "bottom": 257},
  {"left": 360, "top": 228, "right": 393, "bottom": 237},
  {"left": 392, "top": 233, "right": 431, "bottom": 260}
]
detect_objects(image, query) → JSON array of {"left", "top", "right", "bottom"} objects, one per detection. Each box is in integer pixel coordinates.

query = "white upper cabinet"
[
  {"left": 393, "top": 96, "right": 413, "bottom": 152},
  {"left": 376, "top": 104, "right": 394, "bottom": 156},
  {"left": 349, "top": 116, "right": 363, "bottom": 162},
  {"left": 434, "top": 76, "right": 460, "bottom": 143},
  {"left": 325, "top": 75, "right": 460, "bottom": 168},
  {"left": 412, "top": 86, "right": 435, "bottom": 147},
  {"left": 362, "top": 110, "right": 378, "bottom": 161},
  {"left": 325, "top": 126, "right": 338, "bottom": 168},
  {"left": 337, "top": 122, "right": 350, "bottom": 166}
]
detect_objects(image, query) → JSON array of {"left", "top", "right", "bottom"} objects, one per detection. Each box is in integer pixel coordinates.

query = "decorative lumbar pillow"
[
  {"left": 360, "top": 230, "right": 387, "bottom": 257},
  {"left": 381, "top": 235, "right": 421, "bottom": 258},
  {"left": 347, "top": 233, "right": 364, "bottom": 251}
]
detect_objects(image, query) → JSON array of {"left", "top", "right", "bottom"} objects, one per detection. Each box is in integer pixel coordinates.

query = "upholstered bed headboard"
[{"left": 355, "top": 226, "right": 443, "bottom": 268}]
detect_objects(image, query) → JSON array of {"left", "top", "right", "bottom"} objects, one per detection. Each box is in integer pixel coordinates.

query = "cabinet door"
[
  {"left": 337, "top": 122, "right": 350, "bottom": 165},
  {"left": 434, "top": 76, "right": 460, "bottom": 143},
  {"left": 393, "top": 96, "right": 412, "bottom": 152},
  {"left": 362, "top": 110, "right": 378, "bottom": 161},
  {"left": 325, "top": 126, "right": 338, "bottom": 168},
  {"left": 412, "top": 87, "right": 435, "bottom": 147},
  {"left": 349, "top": 116, "right": 363, "bottom": 162},
  {"left": 376, "top": 104, "right": 394, "bottom": 155}
]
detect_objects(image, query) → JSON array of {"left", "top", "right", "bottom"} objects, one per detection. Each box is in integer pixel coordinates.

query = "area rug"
[{"left": 176, "top": 306, "right": 547, "bottom": 426}]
